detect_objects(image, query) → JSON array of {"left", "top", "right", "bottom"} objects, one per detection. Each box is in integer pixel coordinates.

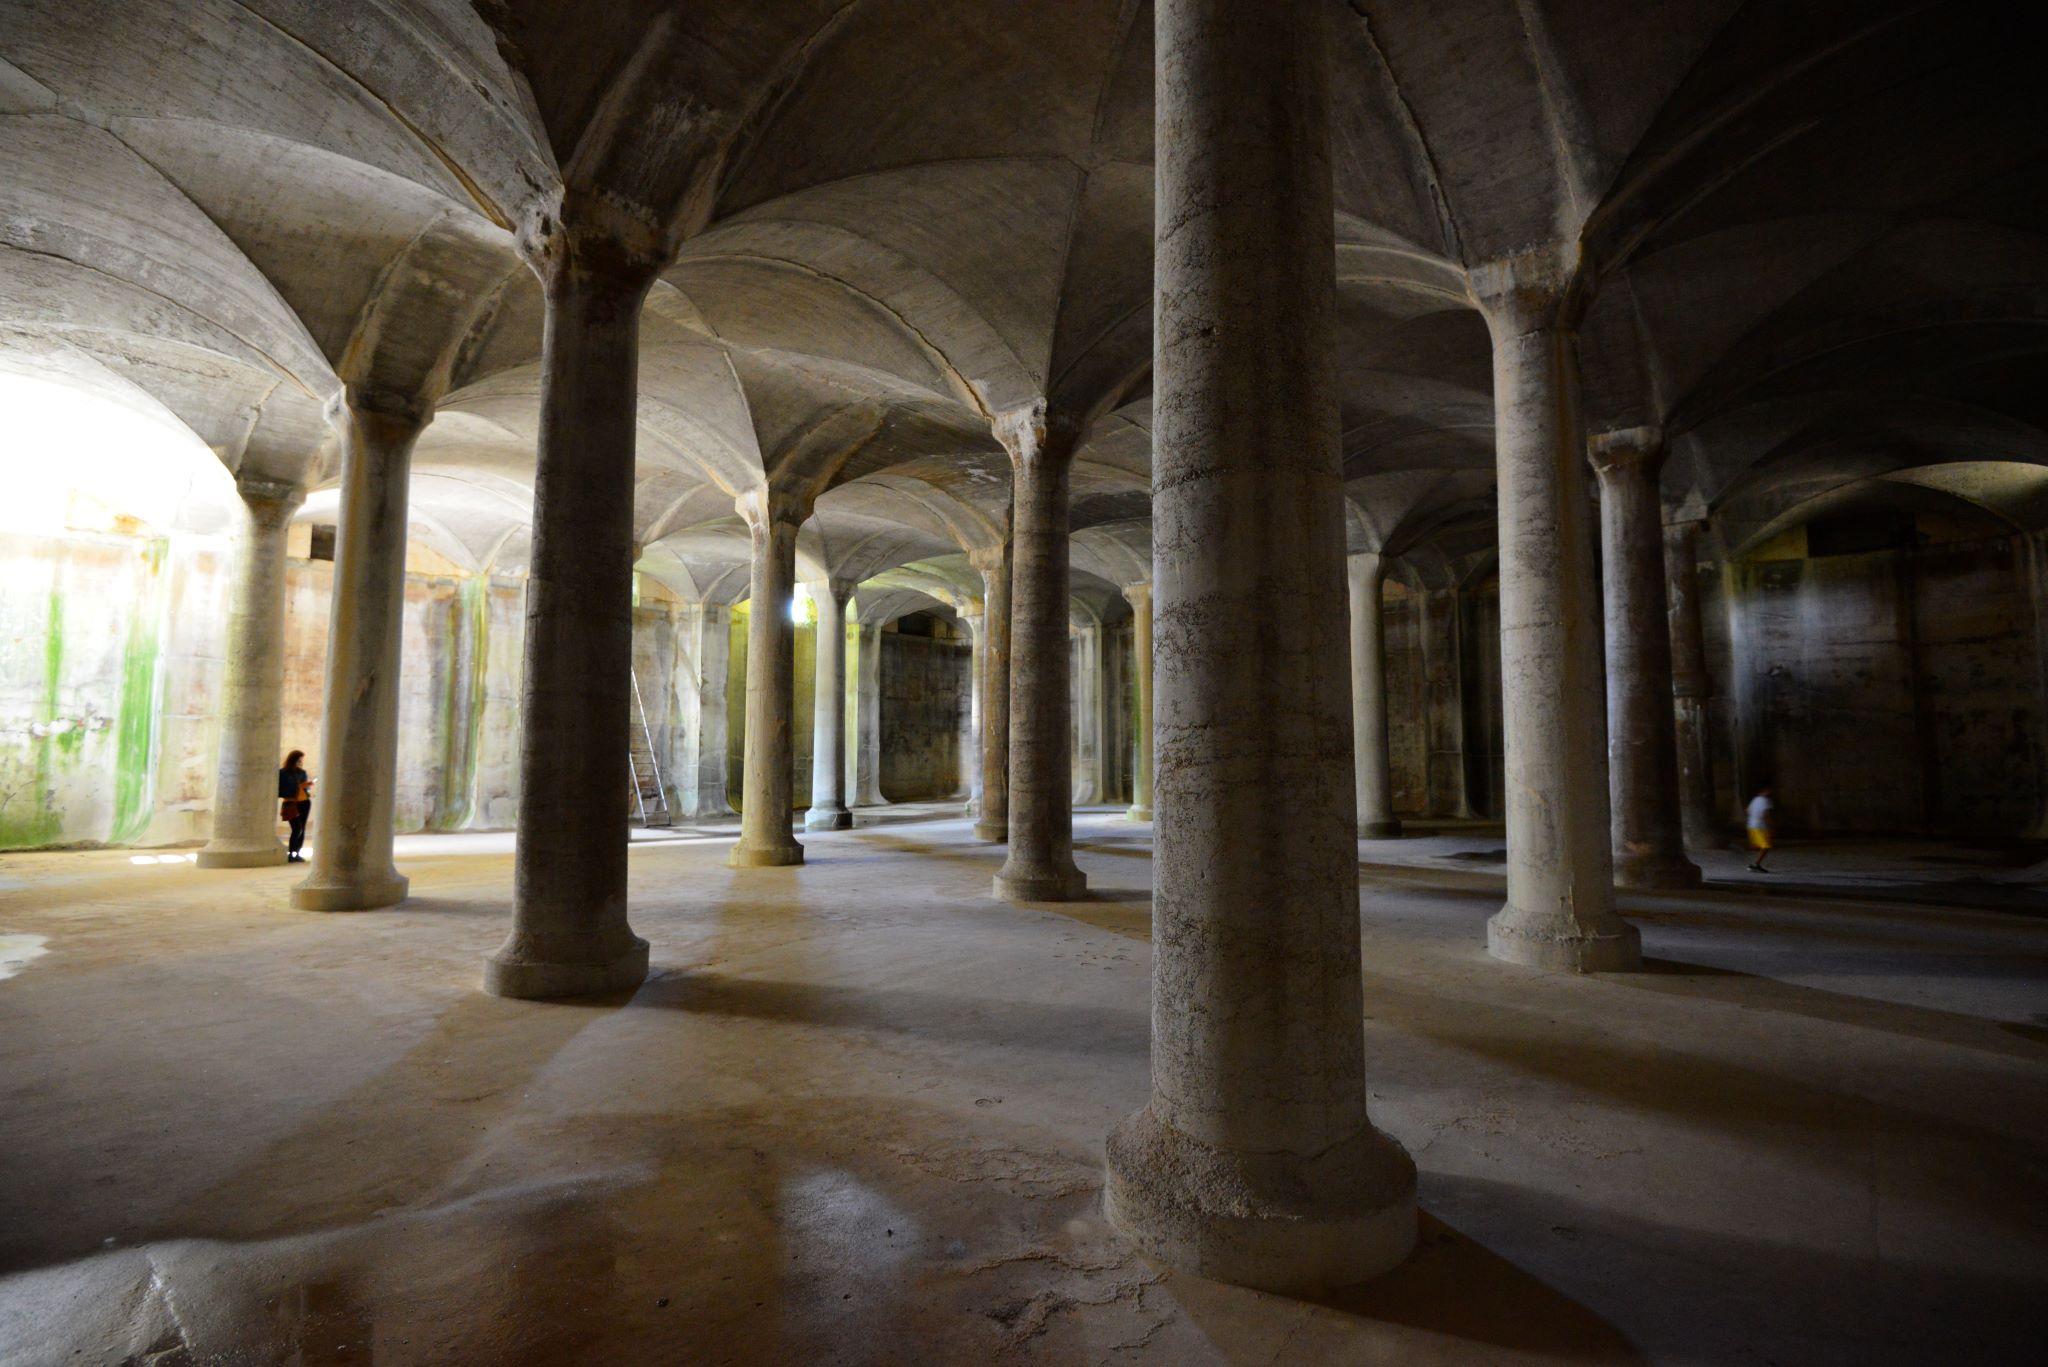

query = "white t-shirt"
[{"left": 1746, "top": 795, "right": 1773, "bottom": 830}]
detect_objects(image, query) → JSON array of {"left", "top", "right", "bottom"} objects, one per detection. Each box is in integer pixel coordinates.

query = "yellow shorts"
[{"left": 1748, "top": 828, "right": 1772, "bottom": 851}]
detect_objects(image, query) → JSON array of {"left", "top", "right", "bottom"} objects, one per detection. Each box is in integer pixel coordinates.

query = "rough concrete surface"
[{"left": 2, "top": 812, "right": 2045, "bottom": 1363}]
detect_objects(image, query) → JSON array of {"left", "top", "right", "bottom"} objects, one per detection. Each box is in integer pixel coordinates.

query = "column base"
[
  {"left": 1487, "top": 904, "right": 1642, "bottom": 973},
  {"left": 1103, "top": 1104, "right": 1416, "bottom": 1295},
  {"left": 992, "top": 860, "right": 1087, "bottom": 903},
  {"left": 483, "top": 935, "right": 649, "bottom": 1001},
  {"left": 803, "top": 806, "right": 852, "bottom": 832},
  {"left": 729, "top": 840, "right": 805, "bottom": 868},
  {"left": 289, "top": 868, "right": 408, "bottom": 912},
  {"left": 1614, "top": 850, "right": 1703, "bottom": 891},
  {"left": 1359, "top": 819, "right": 1403, "bottom": 839},
  {"left": 973, "top": 820, "right": 1009, "bottom": 843},
  {"left": 1126, "top": 805, "right": 1152, "bottom": 823},
  {"left": 196, "top": 841, "right": 286, "bottom": 869}
]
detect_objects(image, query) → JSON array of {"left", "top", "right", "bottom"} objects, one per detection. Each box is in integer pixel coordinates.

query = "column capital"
[
  {"left": 967, "top": 543, "right": 1008, "bottom": 576},
  {"left": 1121, "top": 580, "right": 1152, "bottom": 612},
  {"left": 1468, "top": 243, "right": 1585, "bottom": 340},
  {"left": 992, "top": 401, "right": 1082, "bottom": 469},
  {"left": 518, "top": 186, "right": 669, "bottom": 291},
  {"left": 1587, "top": 425, "right": 1668, "bottom": 480},
  {"left": 325, "top": 382, "right": 434, "bottom": 431},
  {"left": 806, "top": 576, "right": 858, "bottom": 613},
  {"left": 735, "top": 483, "right": 815, "bottom": 532},
  {"left": 233, "top": 473, "right": 305, "bottom": 515}
]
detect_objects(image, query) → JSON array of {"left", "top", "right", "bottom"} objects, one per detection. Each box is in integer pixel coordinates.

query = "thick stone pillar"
[
  {"left": 1124, "top": 582, "right": 1152, "bottom": 821},
  {"left": 485, "top": 233, "right": 656, "bottom": 998},
  {"left": 1664, "top": 518, "right": 1720, "bottom": 851},
  {"left": 1071, "top": 621, "right": 1104, "bottom": 803},
  {"left": 730, "top": 487, "right": 809, "bottom": 866},
  {"left": 805, "top": 578, "right": 855, "bottom": 830},
  {"left": 1592, "top": 428, "right": 1701, "bottom": 890},
  {"left": 992, "top": 409, "right": 1087, "bottom": 902},
  {"left": 851, "top": 621, "right": 886, "bottom": 806},
  {"left": 971, "top": 543, "right": 1011, "bottom": 841},
  {"left": 1348, "top": 552, "right": 1401, "bottom": 838},
  {"left": 1105, "top": 0, "right": 1415, "bottom": 1294},
  {"left": 290, "top": 392, "right": 425, "bottom": 912},
  {"left": 1473, "top": 249, "right": 1641, "bottom": 972},
  {"left": 1100, "top": 618, "right": 1125, "bottom": 802},
  {"left": 198, "top": 476, "right": 304, "bottom": 868},
  {"left": 960, "top": 604, "right": 984, "bottom": 810}
]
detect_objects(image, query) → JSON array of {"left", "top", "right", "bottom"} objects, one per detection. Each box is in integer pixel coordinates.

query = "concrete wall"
[
  {"left": 0, "top": 529, "right": 226, "bottom": 849},
  {"left": 1384, "top": 583, "right": 1428, "bottom": 818},
  {"left": 1384, "top": 578, "right": 1503, "bottom": 821},
  {"left": 1714, "top": 527, "right": 2044, "bottom": 837},
  {"left": 880, "top": 629, "right": 969, "bottom": 801},
  {"left": 0, "top": 524, "right": 533, "bottom": 851}
]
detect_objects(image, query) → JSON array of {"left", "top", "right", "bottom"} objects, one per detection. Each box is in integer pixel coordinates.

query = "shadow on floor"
[
  {"left": 1622, "top": 955, "right": 2048, "bottom": 1060},
  {"left": 849, "top": 831, "right": 1005, "bottom": 871},
  {"left": 1326, "top": 1212, "right": 1645, "bottom": 1361},
  {"left": 1361, "top": 974, "right": 2046, "bottom": 1246},
  {"left": 633, "top": 967, "right": 1147, "bottom": 1058},
  {"left": 1703, "top": 874, "right": 2048, "bottom": 917}
]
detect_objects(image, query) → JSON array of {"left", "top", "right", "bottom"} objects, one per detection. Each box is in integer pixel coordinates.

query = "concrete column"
[
  {"left": 1099, "top": 618, "right": 1124, "bottom": 802},
  {"left": 691, "top": 603, "right": 733, "bottom": 817},
  {"left": 289, "top": 392, "right": 425, "bottom": 912},
  {"left": 485, "top": 239, "right": 656, "bottom": 999},
  {"left": 731, "top": 487, "right": 808, "bottom": 866},
  {"left": 1591, "top": 428, "right": 1702, "bottom": 890},
  {"left": 1348, "top": 552, "right": 1401, "bottom": 838},
  {"left": 805, "top": 578, "right": 855, "bottom": 830},
  {"left": 992, "top": 409, "right": 1086, "bottom": 902},
  {"left": 851, "top": 622, "right": 886, "bottom": 806},
  {"left": 971, "top": 543, "right": 1011, "bottom": 841},
  {"left": 197, "top": 476, "right": 304, "bottom": 868},
  {"left": 1124, "top": 582, "right": 1152, "bottom": 821},
  {"left": 1071, "top": 622, "right": 1103, "bottom": 804},
  {"left": 1472, "top": 249, "right": 1641, "bottom": 973},
  {"left": 1664, "top": 518, "right": 1720, "bottom": 851},
  {"left": 960, "top": 605, "right": 984, "bottom": 810},
  {"left": 1105, "top": 0, "right": 1415, "bottom": 1294}
]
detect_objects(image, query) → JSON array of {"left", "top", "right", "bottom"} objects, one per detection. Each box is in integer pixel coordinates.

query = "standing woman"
[{"left": 279, "top": 750, "right": 313, "bottom": 863}]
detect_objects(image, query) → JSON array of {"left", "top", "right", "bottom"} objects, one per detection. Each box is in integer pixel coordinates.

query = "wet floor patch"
[{"left": 0, "top": 933, "right": 50, "bottom": 980}]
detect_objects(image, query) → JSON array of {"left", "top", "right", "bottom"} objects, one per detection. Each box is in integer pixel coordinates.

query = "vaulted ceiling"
[{"left": 3, "top": 0, "right": 2042, "bottom": 600}]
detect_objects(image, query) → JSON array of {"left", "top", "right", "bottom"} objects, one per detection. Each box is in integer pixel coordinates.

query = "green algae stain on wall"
[
  {"left": 433, "top": 576, "right": 491, "bottom": 831},
  {"left": 0, "top": 587, "right": 65, "bottom": 850},
  {"left": 110, "top": 538, "right": 167, "bottom": 844}
]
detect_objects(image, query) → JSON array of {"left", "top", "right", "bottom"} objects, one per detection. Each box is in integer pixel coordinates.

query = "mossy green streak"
[{"left": 110, "top": 539, "right": 167, "bottom": 843}]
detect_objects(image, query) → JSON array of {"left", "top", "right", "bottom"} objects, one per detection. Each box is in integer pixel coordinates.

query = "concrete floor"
[{"left": 2, "top": 810, "right": 2045, "bottom": 1365}]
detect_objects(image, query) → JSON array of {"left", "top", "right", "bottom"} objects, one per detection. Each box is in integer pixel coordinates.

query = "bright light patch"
[
  {"left": 0, "top": 934, "right": 50, "bottom": 981},
  {"left": 0, "top": 371, "right": 231, "bottom": 537}
]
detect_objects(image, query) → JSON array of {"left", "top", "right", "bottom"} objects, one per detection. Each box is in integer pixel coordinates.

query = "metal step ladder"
[{"left": 627, "top": 669, "right": 671, "bottom": 828}]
